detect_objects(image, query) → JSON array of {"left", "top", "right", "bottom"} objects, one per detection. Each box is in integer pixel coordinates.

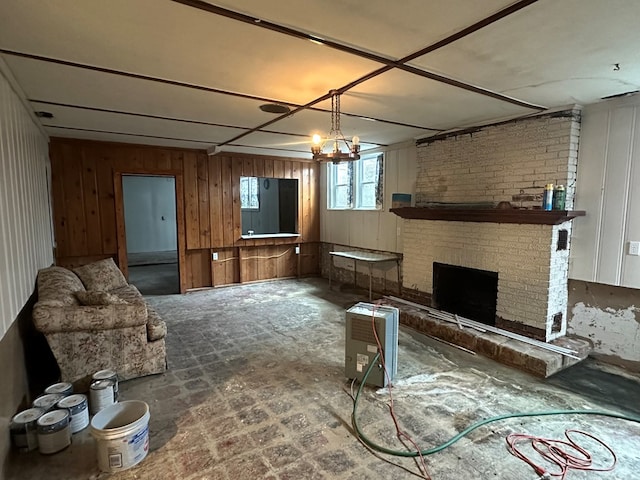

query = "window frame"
[{"left": 327, "top": 153, "right": 383, "bottom": 211}]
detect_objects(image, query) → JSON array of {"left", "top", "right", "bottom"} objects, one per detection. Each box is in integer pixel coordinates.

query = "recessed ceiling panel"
[
  {"left": 31, "top": 102, "right": 244, "bottom": 145},
  {"left": 205, "top": 0, "right": 516, "bottom": 59},
  {"left": 2, "top": 56, "right": 301, "bottom": 129},
  {"left": 0, "top": 0, "right": 379, "bottom": 104},
  {"left": 273, "top": 108, "right": 437, "bottom": 146},
  {"left": 343, "top": 70, "right": 535, "bottom": 131},
  {"left": 411, "top": 0, "right": 640, "bottom": 106},
  {"left": 46, "top": 127, "right": 208, "bottom": 150}
]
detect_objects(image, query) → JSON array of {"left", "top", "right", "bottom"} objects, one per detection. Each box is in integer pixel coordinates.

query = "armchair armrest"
[{"left": 33, "top": 302, "right": 148, "bottom": 334}]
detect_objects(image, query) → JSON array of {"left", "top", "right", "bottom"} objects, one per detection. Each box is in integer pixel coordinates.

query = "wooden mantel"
[{"left": 390, "top": 207, "right": 585, "bottom": 225}]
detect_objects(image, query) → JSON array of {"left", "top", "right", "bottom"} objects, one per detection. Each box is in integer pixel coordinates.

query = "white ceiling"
[{"left": 1, "top": 0, "right": 638, "bottom": 158}]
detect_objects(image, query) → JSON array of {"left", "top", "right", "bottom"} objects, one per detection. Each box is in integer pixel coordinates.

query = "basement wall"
[
  {"left": 0, "top": 62, "right": 53, "bottom": 475},
  {"left": 568, "top": 280, "right": 639, "bottom": 371},
  {"left": 567, "top": 94, "right": 640, "bottom": 372}
]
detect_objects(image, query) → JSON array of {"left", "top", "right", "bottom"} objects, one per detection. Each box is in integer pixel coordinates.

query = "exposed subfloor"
[{"left": 7, "top": 278, "right": 640, "bottom": 479}]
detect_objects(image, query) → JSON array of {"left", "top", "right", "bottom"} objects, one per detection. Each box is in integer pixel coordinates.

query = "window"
[
  {"left": 240, "top": 176, "right": 259, "bottom": 210},
  {"left": 327, "top": 154, "right": 383, "bottom": 210}
]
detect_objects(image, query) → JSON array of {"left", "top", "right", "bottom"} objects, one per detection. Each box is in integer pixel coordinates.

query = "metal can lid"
[
  {"left": 93, "top": 369, "right": 117, "bottom": 380},
  {"left": 545, "top": 183, "right": 554, "bottom": 189},
  {"left": 44, "top": 382, "right": 73, "bottom": 395},
  {"left": 90, "top": 379, "right": 114, "bottom": 390},
  {"left": 33, "top": 393, "right": 66, "bottom": 409},
  {"left": 555, "top": 184, "right": 565, "bottom": 190},
  {"left": 11, "top": 408, "right": 45, "bottom": 426},
  {"left": 37, "top": 409, "right": 69, "bottom": 428},
  {"left": 57, "top": 394, "right": 87, "bottom": 409}
]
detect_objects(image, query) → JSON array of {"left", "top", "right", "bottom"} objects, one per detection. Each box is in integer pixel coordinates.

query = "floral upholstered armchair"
[{"left": 32, "top": 258, "right": 167, "bottom": 389}]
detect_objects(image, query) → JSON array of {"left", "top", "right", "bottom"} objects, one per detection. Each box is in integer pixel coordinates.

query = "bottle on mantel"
[
  {"left": 553, "top": 185, "right": 566, "bottom": 210},
  {"left": 542, "top": 184, "right": 554, "bottom": 211}
]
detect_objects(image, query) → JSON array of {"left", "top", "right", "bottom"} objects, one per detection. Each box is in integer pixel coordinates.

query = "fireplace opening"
[{"left": 432, "top": 262, "right": 498, "bottom": 326}]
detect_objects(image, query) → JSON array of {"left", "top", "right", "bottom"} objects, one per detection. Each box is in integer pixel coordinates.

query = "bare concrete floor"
[{"left": 6, "top": 278, "right": 640, "bottom": 479}]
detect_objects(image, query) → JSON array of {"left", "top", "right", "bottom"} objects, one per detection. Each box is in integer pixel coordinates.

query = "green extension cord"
[{"left": 352, "top": 353, "right": 640, "bottom": 458}]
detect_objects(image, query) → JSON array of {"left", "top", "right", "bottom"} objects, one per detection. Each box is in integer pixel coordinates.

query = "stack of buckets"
[{"left": 9, "top": 369, "right": 150, "bottom": 473}]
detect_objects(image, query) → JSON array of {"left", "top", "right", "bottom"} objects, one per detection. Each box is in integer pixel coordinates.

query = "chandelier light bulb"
[
  {"left": 352, "top": 136, "right": 360, "bottom": 146},
  {"left": 312, "top": 134, "right": 322, "bottom": 145}
]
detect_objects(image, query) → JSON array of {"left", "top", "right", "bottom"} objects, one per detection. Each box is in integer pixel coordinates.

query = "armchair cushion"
[
  {"left": 33, "top": 302, "right": 148, "bottom": 333},
  {"left": 73, "top": 258, "right": 127, "bottom": 291},
  {"left": 37, "top": 266, "right": 85, "bottom": 305},
  {"left": 75, "top": 290, "right": 129, "bottom": 306}
]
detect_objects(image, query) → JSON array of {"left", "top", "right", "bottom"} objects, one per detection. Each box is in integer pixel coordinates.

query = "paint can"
[
  {"left": 90, "top": 379, "right": 116, "bottom": 415},
  {"left": 36, "top": 409, "right": 71, "bottom": 454},
  {"left": 542, "top": 183, "right": 554, "bottom": 210},
  {"left": 10, "top": 408, "right": 45, "bottom": 452},
  {"left": 90, "top": 401, "right": 150, "bottom": 473},
  {"left": 92, "top": 369, "right": 119, "bottom": 401},
  {"left": 33, "top": 393, "right": 66, "bottom": 413},
  {"left": 552, "top": 184, "right": 566, "bottom": 210},
  {"left": 57, "top": 394, "right": 89, "bottom": 434},
  {"left": 44, "top": 382, "right": 73, "bottom": 397}
]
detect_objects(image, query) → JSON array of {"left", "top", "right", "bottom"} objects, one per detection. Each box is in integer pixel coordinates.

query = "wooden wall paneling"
[
  {"left": 125, "top": 147, "right": 145, "bottom": 171},
  {"left": 113, "top": 172, "right": 128, "bottom": 279},
  {"left": 282, "top": 160, "right": 292, "bottom": 179},
  {"left": 155, "top": 149, "right": 172, "bottom": 171},
  {"left": 273, "top": 158, "right": 284, "bottom": 179},
  {"left": 221, "top": 156, "right": 235, "bottom": 247},
  {"left": 309, "top": 163, "right": 320, "bottom": 241},
  {"left": 211, "top": 247, "right": 240, "bottom": 286},
  {"left": 186, "top": 249, "right": 212, "bottom": 289},
  {"left": 174, "top": 172, "right": 188, "bottom": 293},
  {"left": 231, "top": 157, "right": 243, "bottom": 245},
  {"left": 242, "top": 156, "right": 254, "bottom": 176},
  {"left": 253, "top": 157, "right": 264, "bottom": 178},
  {"left": 262, "top": 245, "right": 277, "bottom": 280},
  {"left": 208, "top": 156, "right": 223, "bottom": 247},
  {"left": 170, "top": 150, "right": 184, "bottom": 171},
  {"left": 264, "top": 157, "right": 274, "bottom": 178},
  {"left": 62, "top": 145, "right": 89, "bottom": 256},
  {"left": 183, "top": 152, "right": 201, "bottom": 250},
  {"left": 56, "top": 254, "right": 113, "bottom": 270},
  {"left": 143, "top": 148, "right": 159, "bottom": 171},
  {"left": 96, "top": 152, "right": 117, "bottom": 254},
  {"left": 302, "top": 163, "right": 312, "bottom": 241},
  {"left": 197, "top": 153, "right": 211, "bottom": 248},
  {"left": 49, "top": 145, "right": 69, "bottom": 258},
  {"left": 80, "top": 150, "right": 103, "bottom": 255}
]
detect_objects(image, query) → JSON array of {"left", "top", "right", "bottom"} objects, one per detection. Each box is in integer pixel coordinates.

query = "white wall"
[
  {"left": 0, "top": 60, "right": 53, "bottom": 472},
  {"left": 122, "top": 175, "right": 177, "bottom": 253},
  {"left": 320, "top": 143, "right": 417, "bottom": 253},
  {"left": 0, "top": 64, "right": 53, "bottom": 340},
  {"left": 570, "top": 94, "right": 640, "bottom": 288}
]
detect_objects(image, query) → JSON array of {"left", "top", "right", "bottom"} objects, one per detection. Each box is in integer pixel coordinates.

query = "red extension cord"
[{"left": 506, "top": 429, "right": 617, "bottom": 479}]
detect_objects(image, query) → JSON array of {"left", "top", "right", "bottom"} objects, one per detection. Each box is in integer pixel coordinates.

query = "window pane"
[
  {"left": 335, "top": 163, "right": 350, "bottom": 185},
  {"left": 361, "top": 158, "right": 377, "bottom": 183},
  {"left": 359, "top": 183, "right": 376, "bottom": 208},
  {"left": 334, "top": 185, "right": 350, "bottom": 208}
]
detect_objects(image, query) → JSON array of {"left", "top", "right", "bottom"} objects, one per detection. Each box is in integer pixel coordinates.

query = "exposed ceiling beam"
[{"left": 172, "top": 0, "right": 545, "bottom": 111}]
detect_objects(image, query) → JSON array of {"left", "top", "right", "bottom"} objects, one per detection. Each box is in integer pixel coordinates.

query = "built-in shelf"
[
  {"left": 240, "top": 233, "right": 300, "bottom": 239},
  {"left": 390, "top": 207, "right": 586, "bottom": 225}
]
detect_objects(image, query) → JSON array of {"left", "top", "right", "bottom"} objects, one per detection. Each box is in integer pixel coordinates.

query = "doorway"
[{"left": 122, "top": 175, "right": 179, "bottom": 295}]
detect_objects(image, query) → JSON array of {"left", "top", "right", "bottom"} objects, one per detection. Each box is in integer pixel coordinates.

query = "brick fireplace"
[{"left": 399, "top": 108, "right": 581, "bottom": 342}]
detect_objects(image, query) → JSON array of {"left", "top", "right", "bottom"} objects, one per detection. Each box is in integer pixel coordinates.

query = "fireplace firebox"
[{"left": 432, "top": 262, "right": 498, "bottom": 326}]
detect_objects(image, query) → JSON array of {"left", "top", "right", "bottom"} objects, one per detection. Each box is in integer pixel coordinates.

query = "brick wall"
[
  {"left": 405, "top": 109, "right": 581, "bottom": 342},
  {"left": 415, "top": 109, "right": 580, "bottom": 209}
]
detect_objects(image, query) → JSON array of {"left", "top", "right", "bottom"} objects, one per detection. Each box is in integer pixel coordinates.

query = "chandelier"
[{"left": 311, "top": 90, "right": 360, "bottom": 163}]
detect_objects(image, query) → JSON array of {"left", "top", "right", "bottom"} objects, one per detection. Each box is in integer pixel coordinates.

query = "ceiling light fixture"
[
  {"left": 259, "top": 103, "right": 291, "bottom": 114},
  {"left": 311, "top": 90, "right": 360, "bottom": 163}
]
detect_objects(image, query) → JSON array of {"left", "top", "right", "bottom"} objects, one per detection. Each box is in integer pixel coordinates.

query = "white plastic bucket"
[{"left": 90, "top": 400, "right": 150, "bottom": 473}]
